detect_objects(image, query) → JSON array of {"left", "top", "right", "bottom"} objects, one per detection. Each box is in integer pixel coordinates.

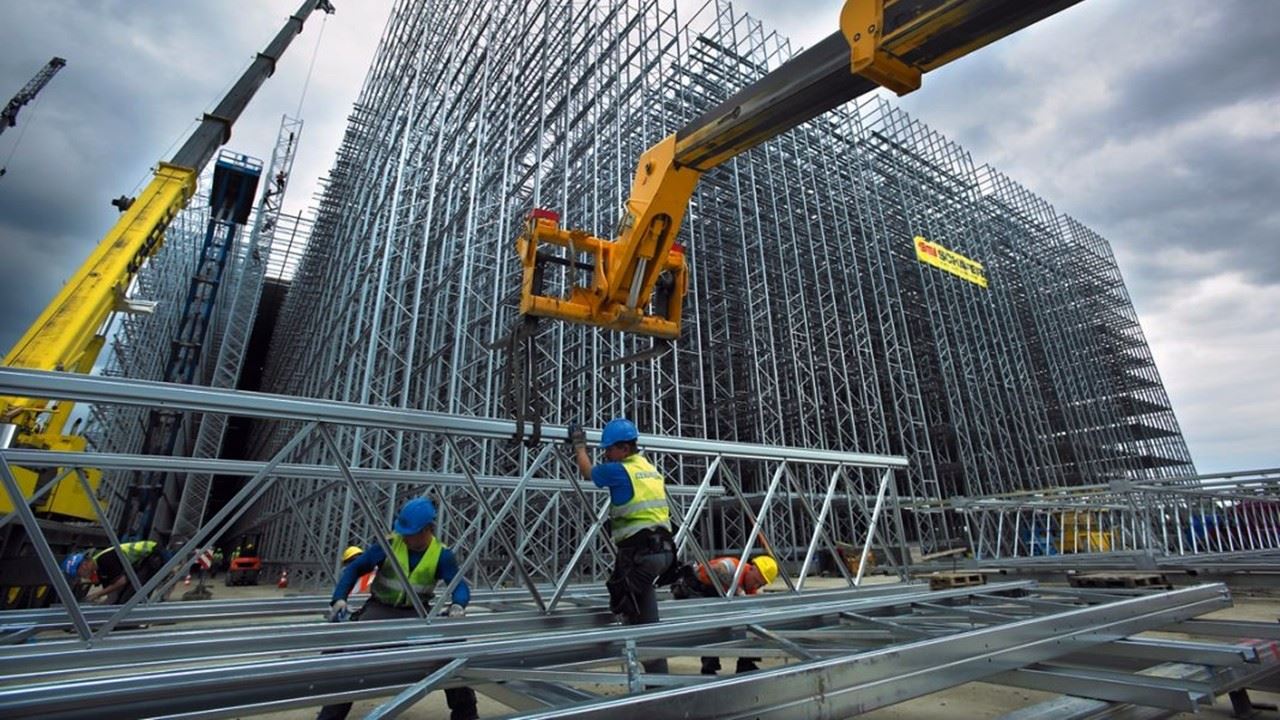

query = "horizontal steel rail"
[
  {"left": 0, "top": 448, "right": 720, "bottom": 496},
  {"left": 0, "top": 368, "right": 907, "bottom": 467}
]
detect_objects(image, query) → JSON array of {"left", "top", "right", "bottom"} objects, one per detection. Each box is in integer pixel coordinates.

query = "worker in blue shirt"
[
  {"left": 317, "top": 497, "right": 477, "bottom": 720},
  {"left": 569, "top": 417, "right": 676, "bottom": 676}
]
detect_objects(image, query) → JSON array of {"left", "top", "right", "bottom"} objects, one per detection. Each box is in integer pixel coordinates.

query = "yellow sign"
[{"left": 913, "top": 236, "right": 987, "bottom": 288}]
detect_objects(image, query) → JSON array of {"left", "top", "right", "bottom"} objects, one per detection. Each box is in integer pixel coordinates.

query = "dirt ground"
[{"left": 195, "top": 577, "right": 1279, "bottom": 719}]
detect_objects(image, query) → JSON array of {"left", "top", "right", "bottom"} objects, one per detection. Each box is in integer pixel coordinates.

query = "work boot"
[{"left": 446, "top": 687, "right": 478, "bottom": 720}]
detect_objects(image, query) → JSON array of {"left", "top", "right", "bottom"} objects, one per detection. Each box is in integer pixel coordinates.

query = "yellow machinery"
[
  {"left": 1058, "top": 511, "right": 1114, "bottom": 554},
  {"left": 0, "top": 1, "right": 334, "bottom": 607},
  {"left": 517, "top": 0, "right": 1083, "bottom": 339}
]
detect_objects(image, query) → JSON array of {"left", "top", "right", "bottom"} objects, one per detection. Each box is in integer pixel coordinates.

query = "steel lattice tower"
[{"left": 219, "top": 0, "right": 1196, "bottom": 562}]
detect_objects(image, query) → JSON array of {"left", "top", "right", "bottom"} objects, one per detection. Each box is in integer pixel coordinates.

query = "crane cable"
[{"left": 294, "top": 12, "right": 330, "bottom": 118}]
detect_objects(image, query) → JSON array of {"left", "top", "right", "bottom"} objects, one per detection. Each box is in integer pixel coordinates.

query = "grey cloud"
[
  {"left": 893, "top": 1, "right": 1280, "bottom": 290},
  {"left": 0, "top": 1, "right": 388, "bottom": 353}
]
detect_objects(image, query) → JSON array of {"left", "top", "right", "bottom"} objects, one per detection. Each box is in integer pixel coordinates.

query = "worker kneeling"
[
  {"left": 671, "top": 554, "right": 778, "bottom": 674},
  {"left": 63, "top": 540, "right": 171, "bottom": 604},
  {"left": 318, "top": 498, "right": 478, "bottom": 720},
  {"left": 570, "top": 418, "right": 677, "bottom": 676}
]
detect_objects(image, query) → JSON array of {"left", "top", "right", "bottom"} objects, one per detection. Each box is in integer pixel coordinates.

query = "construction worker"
[
  {"left": 210, "top": 547, "right": 224, "bottom": 578},
  {"left": 317, "top": 498, "right": 477, "bottom": 720},
  {"left": 671, "top": 554, "right": 779, "bottom": 674},
  {"left": 340, "top": 545, "right": 375, "bottom": 593},
  {"left": 569, "top": 418, "right": 676, "bottom": 676},
  {"left": 62, "top": 540, "right": 170, "bottom": 604}
]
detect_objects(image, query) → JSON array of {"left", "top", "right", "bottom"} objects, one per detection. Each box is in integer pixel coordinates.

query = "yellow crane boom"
[
  {"left": 0, "top": 0, "right": 335, "bottom": 519},
  {"left": 516, "top": 0, "right": 1083, "bottom": 339}
]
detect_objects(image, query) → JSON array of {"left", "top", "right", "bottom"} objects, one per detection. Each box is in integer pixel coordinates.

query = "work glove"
[
  {"left": 328, "top": 599, "right": 349, "bottom": 622},
  {"left": 447, "top": 603, "right": 467, "bottom": 618},
  {"left": 567, "top": 421, "right": 587, "bottom": 452}
]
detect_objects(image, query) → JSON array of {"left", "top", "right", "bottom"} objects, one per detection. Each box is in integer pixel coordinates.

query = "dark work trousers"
[
  {"left": 607, "top": 530, "right": 675, "bottom": 676},
  {"left": 670, "top": 570, "right": 760, "bottom": 675},
  {"left": 316, "top": 599, "right": 479, "bottom": 720}
]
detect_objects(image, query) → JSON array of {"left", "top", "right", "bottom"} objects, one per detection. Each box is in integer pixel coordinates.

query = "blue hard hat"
[
  {"left": 600, "top": 418, "right": 639, "bottom": 448},
  {"left": 394, "top": 498, "right": 437, "bottom": 535},
  {"left": 63, "top": 552, "right": 87, "bottom": 580}
]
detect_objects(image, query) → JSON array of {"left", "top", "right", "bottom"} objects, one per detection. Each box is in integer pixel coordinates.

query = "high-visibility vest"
[
  {"left": 696, "top": 556, "right": 754, "bottom": 595},
  {"left": 369, "top": 535, "right": 444, "bottom": 607},
  {"left": 609, "top": 454, "right": 671, "bottom": 543},
  {"left": 93, "top": 541, "right": 157, "bottom": 567}
]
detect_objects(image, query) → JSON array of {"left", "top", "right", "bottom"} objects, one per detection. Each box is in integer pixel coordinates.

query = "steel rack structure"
[
  {"left": 249, "top": 0, "right": 1195, "bottom": 564},
  {"left": 84, "top": 117, "right": 303, "bottom": 541},
  {"left": 2, "top": 576, "right": 1279, "bottom": 718},
  {"left": 86, "top": 185, "right": 213, "bottom": 530}
]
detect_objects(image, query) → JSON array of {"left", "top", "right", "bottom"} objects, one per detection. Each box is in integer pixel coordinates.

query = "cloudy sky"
[{"left": 1, "top": 1, "right": 1275, "bottom": 473}]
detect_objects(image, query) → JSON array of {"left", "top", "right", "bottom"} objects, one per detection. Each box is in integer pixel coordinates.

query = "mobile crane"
[
  {"left": 516, "top": 0, "right": 1083, "bottom": 339},
  {"left": 0, "top": 56, "right": 67, "bottom": 177},
  {"left": 0, "top": 0, "right": 334, "bottom": 608},
  {"left": 0, "top": 57, "right": 66, "bottom": 138}
]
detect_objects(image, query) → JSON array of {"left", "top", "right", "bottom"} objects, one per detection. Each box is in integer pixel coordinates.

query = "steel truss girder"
[{"left": 1, "top": 367, "right": 911, "bottom": 642}]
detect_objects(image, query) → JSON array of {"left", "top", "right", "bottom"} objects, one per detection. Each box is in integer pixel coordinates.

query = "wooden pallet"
[
  {"left": 1068, "top": 572, "right": 1173, "bottom": 590},
  {"left": 928, "top": 571, "right": 987, "bottom": 591}
]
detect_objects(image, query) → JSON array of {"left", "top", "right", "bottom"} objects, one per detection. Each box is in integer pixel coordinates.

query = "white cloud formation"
[{"left": 1141, "top": 271, "right": 1280, "bottom": 471}]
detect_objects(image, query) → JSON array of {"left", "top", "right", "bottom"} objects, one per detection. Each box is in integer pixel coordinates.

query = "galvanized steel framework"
[
  {"left": 249, "top": 0, "right": 1193, "bottom": 563},
  {"left": 85, "top": 116, "right": 305, "bottom": 543}
]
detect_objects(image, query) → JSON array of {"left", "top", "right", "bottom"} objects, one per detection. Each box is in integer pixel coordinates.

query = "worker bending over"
[
  {"left": 62, "top": 540, "right": 170, "bottom": 604},
  {"left": 671, "top": 554, "right": 779, "bottom": 674},
  {"left": 570, "top": 418, "right": 676, "bottom": 675},
  {"left": 318, "top": 498, "right": 478, "bottom": 720}
]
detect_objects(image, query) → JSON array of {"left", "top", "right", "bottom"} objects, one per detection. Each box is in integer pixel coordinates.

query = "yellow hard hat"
[
  {"left": 342, "top": 546, "right": 364, "bottom": 563},
  {"left": 752, "top": 555, "right": 779, "bottom": 585}
]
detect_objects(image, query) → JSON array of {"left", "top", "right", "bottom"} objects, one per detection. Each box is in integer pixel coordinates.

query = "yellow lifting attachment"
[{"left": 514, "top": 0, "right": 1082, "bottom": 339}]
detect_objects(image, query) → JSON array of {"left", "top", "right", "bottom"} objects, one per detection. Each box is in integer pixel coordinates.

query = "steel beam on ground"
[
  {"left": 493, "top": 585, "right": 1232, "bottom": 720},
  {"left": 0, "top": 585, "right": 1232, "bottom": 719},
  {"left": 1174, "top": 619, "right": 1280, "bottom": 640},
  {"left": 0, "top": 583, "right": 965, "bottom": 679},
  {"left": 992, "top": 665, "right": 1212, "bottom": 712}
]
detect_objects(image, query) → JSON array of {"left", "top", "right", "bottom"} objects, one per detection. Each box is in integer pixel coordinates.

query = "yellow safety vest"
[
  {"left": 609, "top": 454, "right": 671, "bottom": 543},
  {"left": 93, "top": 541, "right": 157, "bottom": 566},
  {"left": 369, "top": 534, "right": 444, "bottom": 607}
]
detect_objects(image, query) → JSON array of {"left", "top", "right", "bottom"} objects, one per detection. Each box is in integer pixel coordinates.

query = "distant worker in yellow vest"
[
  {"left": 62, "top": 540, "right": 170, "bottom": 604},
  {"left": 569, "top": 417, "right": 676, "bottom": 676},
  {"left": 340, "top": 545, "right": 375, "bottom": 593},
  {"left": 317, "top": 498, "right": 477, "bottom": 720}
]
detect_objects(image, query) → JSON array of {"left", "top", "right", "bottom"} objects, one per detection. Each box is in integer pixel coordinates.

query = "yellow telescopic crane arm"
[
  {"left": 0, "top": 0, "right": 335, "bottom": 449},
  {"left": 517, "top": 0, "right": 1082, "bottom": 339}
]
